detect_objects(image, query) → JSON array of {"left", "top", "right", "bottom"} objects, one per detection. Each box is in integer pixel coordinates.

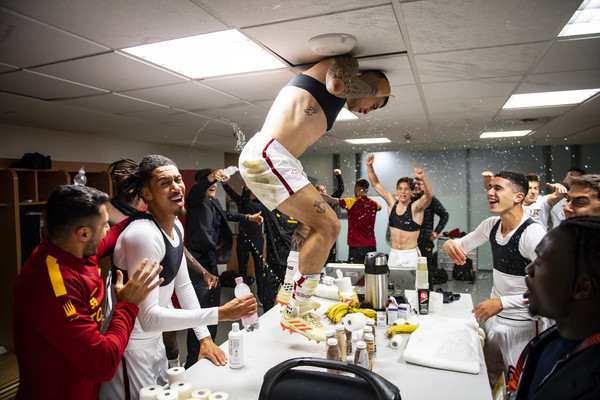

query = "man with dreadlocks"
[
  {"left": 100, "top": 155, "right": 256, "bottom": 400},
  {"left": 508, "top": 216, "right": 600, "bottom": 399}
]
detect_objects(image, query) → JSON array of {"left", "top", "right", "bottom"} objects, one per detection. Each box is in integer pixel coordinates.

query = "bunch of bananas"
[
  {"left": 386, "top": 324, "right": 418, "bottom": 338},
  {"left": 325, "top": 302, "right": 376, "bottom": 323}
]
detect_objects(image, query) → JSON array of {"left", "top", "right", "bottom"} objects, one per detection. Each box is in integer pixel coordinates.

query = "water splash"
[
  {"left": 191, "top": 120, "right": 212, "bottom": 148},
  {"left": 219, "top": 118, "right": 247, "bottom": 151}
]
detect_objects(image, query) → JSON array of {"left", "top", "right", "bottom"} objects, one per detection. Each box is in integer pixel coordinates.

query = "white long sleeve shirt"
[
  {"left": 452, "top": 215, "right": 546, "bottom": 320},
  {"left": 113, "top": 218, "right": 218, "bottom": 349}
]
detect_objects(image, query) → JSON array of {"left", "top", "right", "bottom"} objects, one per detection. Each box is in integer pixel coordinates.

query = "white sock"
[
  {"left": 282, "top": 251, "right": 299, "bottom": 293},
  {"left": 286, "top": 271, "right": 319, "bottom": 316}
]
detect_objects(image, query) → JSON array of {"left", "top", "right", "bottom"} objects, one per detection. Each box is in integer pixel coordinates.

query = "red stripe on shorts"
[{"left": 263, "top": 138, "right": 295, "bottom": 196}]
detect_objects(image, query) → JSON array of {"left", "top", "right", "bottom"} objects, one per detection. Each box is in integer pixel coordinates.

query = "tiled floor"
[{"left": 177, "top": 268, "right": 495, "bottom": 364}]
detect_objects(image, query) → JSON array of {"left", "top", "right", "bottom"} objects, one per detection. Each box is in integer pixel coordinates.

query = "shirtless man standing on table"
[
  {"left": 239, "top": 55, "right": 391, "bottom": 342},
  {"left": 366, "top": 154, "right": 432, "bottom": 287}
]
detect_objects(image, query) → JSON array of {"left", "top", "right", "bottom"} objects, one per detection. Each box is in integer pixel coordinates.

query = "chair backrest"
[{"left": 259, "top": 357, "right": 401, "bottom": 400}]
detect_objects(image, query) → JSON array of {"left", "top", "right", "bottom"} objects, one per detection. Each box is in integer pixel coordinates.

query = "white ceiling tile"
[
  {"left": 359, "top": 55, "right": 414, "bottom": 86},
  {"left": 243, "top": 5, "right": 405, "bottom": 65},
  {"left": 400, "top": 0, "right": 580, "bottom": 54},
  {"left": 31, "top": 52, "right": 187, "bottom": 92},
  {"left": 0, "top": 70, "right": 106, "bottom": 99},
  {"left": 2, "top": 0, "right": 229, "bottom": 49},
  {"left": 202, "top": 69, "right": 296, "bottom": 102},
  {"left": 416, "top": 43, "right": 547, "bottom": 83},
  {"left": 534, "top": 37, "right": 600, "bottom": 74},
  {"left": 198, "top": 0, "right": 391, "bottom": 28},
  {"left": 54, "top": 93, "right": 167, "bottom": 114},
  {"left": 0, "top": 8, "right": 108, "bottom": 68},
  {"left": 122, "top": 82, "right": 239, "bottom": 111}
]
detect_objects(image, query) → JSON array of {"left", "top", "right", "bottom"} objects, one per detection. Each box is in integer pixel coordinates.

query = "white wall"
[{"left": 0, "top": 123, "right": 224, "bottom": 170}]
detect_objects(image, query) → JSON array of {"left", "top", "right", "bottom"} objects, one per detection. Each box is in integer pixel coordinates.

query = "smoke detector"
[{"left": 307, "top": 33, "right": 357, "bottom": 56}]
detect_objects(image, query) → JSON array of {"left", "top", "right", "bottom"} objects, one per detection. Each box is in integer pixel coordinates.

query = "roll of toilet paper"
[
  {"left": 170, "top": 381, "right": 193, "bottom": 400},
  {"left": 342, "top": 312, "right": 366, "bottom": 331},
  {"left": 157, "top": 390, "right": 178, "bottom": 400},
  {"left": 390, "top": 335, "right": 403, "bottom": 349},
  {"left": 190, "top": 388, "right": 212, "bottom": 399},
  {"left": 167, "top": 367, "right": 185, "bottom": 385},
  {"left": 392, "top": 318, "right": 407, "bottom": 326},
  {"left": 336, "top": 277, "right": 352, "bottom": 293},
  {"left": 140, "top": 384, "right": 163, "bottom": 400},
  {"left": 208, "top": 393, "right": 229, "bottom": 400}
]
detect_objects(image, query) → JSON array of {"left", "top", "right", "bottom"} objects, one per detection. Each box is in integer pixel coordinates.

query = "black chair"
[{"left": 259, "top": 357, "right": 401, "bottom": 400}]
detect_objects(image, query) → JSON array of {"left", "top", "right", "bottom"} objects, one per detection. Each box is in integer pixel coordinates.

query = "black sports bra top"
[
  {"left": 286, "top": 73, "right": 347, "bottom": 131},
  {"left": 389, "top": 202, "right": 421, "bottom": 232}
]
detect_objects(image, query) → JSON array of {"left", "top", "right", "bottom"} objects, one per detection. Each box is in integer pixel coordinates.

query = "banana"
[
  {"left": 325, "top": 302, "right": 377, "bottom": 323},
  {"left": 386, "top": 324, "right": 418, "bottom": 338}
]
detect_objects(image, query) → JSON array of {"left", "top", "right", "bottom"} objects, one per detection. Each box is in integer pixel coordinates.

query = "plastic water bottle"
[
  {"left": 74, "top": 166, "right": 87, "bottom": 186},
  {"left": 234, "top": 277, "right": 259, "bottom": 331},
  {"left": 222, "top": 166, "right": 239, "bottom": 182}
]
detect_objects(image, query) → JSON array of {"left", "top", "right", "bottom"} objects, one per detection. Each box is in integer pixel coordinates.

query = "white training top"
[
  {"left": 113, "top": 218, "right": 217, "bottom": 349},
  {"left": 452, "top": 215, "right": 546, "bottom": 321},
  {"left": 523, "top": 195, "right": 552, "bottom": 231},
  {"left": 550, "top": 197, "right": 567, "bottom": 229}
]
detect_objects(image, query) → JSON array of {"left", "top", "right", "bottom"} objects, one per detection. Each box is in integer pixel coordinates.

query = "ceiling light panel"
[
  {"left": 503, "top": 88, "right": 600, "bottom": 109},
  {"left": 122, "top": 30, "right": 286, "bottom": 79}
]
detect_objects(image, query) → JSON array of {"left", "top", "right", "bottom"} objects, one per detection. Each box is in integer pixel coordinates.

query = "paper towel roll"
[
  {"left": 336, "top": 277, "right": 352, "bottom": 292},
  {"left": 342, "top": 312, "right": 366, "bottom": 331},
  {"left": 208, "top": 393, "right": 229, "bottom": 400},
  {"left": 167, "top": 367, "right": 185, "bottom": 385},
  {"left": 157, "top": 390, "right": 178, "bottom": 400},
  {"left": 170, "top": 381, "right": 192, "bottom": 400},
  {"left": 429, "top": 291, "right": 443, "bottom": 313},
  {"left": 190, "top": 388, "right": 212, "bottom": 399},
  {"left": 390, "top": 335, "right": 403, "bottom": 349},
  {"left": 140, "top": 384, "right": 163, "bottom": 400}
]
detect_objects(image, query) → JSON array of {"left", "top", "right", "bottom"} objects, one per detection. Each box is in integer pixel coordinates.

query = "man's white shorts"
[
  {"left": 484, "top": 316, "right": 539, "bottom": 375},
  {"left": 238, "top": 132, "right": 311, "bottom": 211},
  {"left": 388, "top": 248, "right": 420, "bottom": 269}
]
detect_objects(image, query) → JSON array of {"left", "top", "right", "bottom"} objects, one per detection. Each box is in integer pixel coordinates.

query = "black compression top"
[
  {"left": 286, "top": 73, "right": 347, "bottom": 131},
  {"left": 389, "top": 202, "right": 421, "bottom": 232}
]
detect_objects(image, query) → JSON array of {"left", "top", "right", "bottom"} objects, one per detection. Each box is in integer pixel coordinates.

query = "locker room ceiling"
[{"left": 0, "top": 0, "right": 599, "bottom": 154}]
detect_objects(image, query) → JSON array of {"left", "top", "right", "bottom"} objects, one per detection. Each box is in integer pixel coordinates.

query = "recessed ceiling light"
[
  {"left": 502, "top": 88, "right": 600, "bottom": 109},
  {"left": 121, "top": 30, "right": 286, "bottom": 79},
  {"left": 345, "top": 138, "right": 391, "bottom": 144},
  {"left": 559, "top": 0, "right": 600, "bottom": 37},
  {"left": 480, "top": 130, "right": 532, "bottom": 139},
  {"left": 336, "top": 108, "right": 359, "bottom": 121}
]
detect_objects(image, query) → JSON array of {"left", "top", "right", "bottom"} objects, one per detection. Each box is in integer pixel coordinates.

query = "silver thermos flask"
[{"left": 364, "top": 252, "right": 389, "bottom": 310}]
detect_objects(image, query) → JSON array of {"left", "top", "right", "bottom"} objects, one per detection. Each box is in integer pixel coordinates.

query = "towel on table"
[{"left": 403, "top": 315, "right": 481, "bottom": 374}]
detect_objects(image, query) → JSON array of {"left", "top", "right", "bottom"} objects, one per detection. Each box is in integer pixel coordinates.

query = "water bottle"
[
  {"left": 74, "top": 166, "right": 87, "bottom": 186},
  {"left": 234, "top": 277, "right": 259, "bottom": 331},
  {"left": 222, "top": 166, "right": 239, "bottom": 182}
]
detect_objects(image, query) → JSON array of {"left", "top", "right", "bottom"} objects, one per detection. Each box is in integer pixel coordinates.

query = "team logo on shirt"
[{"left": 63, "top": 300, "right": 76, "bottom": 318}]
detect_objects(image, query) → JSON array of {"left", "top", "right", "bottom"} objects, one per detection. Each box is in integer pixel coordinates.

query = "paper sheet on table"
[{"left": 403, "top": 315, "right": 481, "bottom": 374}]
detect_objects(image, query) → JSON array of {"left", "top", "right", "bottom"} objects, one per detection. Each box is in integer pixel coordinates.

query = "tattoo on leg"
[
  {"left": 291, "top": 225, "right": 310, "bottom": 251},
  {"left": 313, "top": 200, "right": 326, "bottom": 214},
  {"left": 304, "top": 106, "right": 317, "bottom": 116}
]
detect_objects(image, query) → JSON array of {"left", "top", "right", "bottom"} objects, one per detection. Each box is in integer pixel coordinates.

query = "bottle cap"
[
  {"left": 366, "top": 318, "right": 374, "bottom": 325},
  {"left": 232, "top": 322, "right": 239, "bottom": 332},
  {"left": 327, "top": 338, "right": 338, "bottom": 346},
  {"left": 356, "top": 340, "right": 367, "bottom": 349},
  {"left": 417, "top": 256, "right": 427, "bottom": 265},
  {"left": 234, "top": 277, "right": 243, "bottom": 284},
  {"left": 363, "top": 325, "right": 372, "bottom": 333},
  {"left": 325, "top": 329, "right": 335, "bottom": 338},
  {"left": 335, "top": 324, "right": 345, "bottom": 331},
  {"left": 364, "top": 333, "right": 374, "bottom": 341}
]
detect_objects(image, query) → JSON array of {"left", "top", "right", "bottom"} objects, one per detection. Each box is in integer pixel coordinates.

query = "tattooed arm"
[{"left": 326, "top": 55, "right": 390, "bottom": 99}]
